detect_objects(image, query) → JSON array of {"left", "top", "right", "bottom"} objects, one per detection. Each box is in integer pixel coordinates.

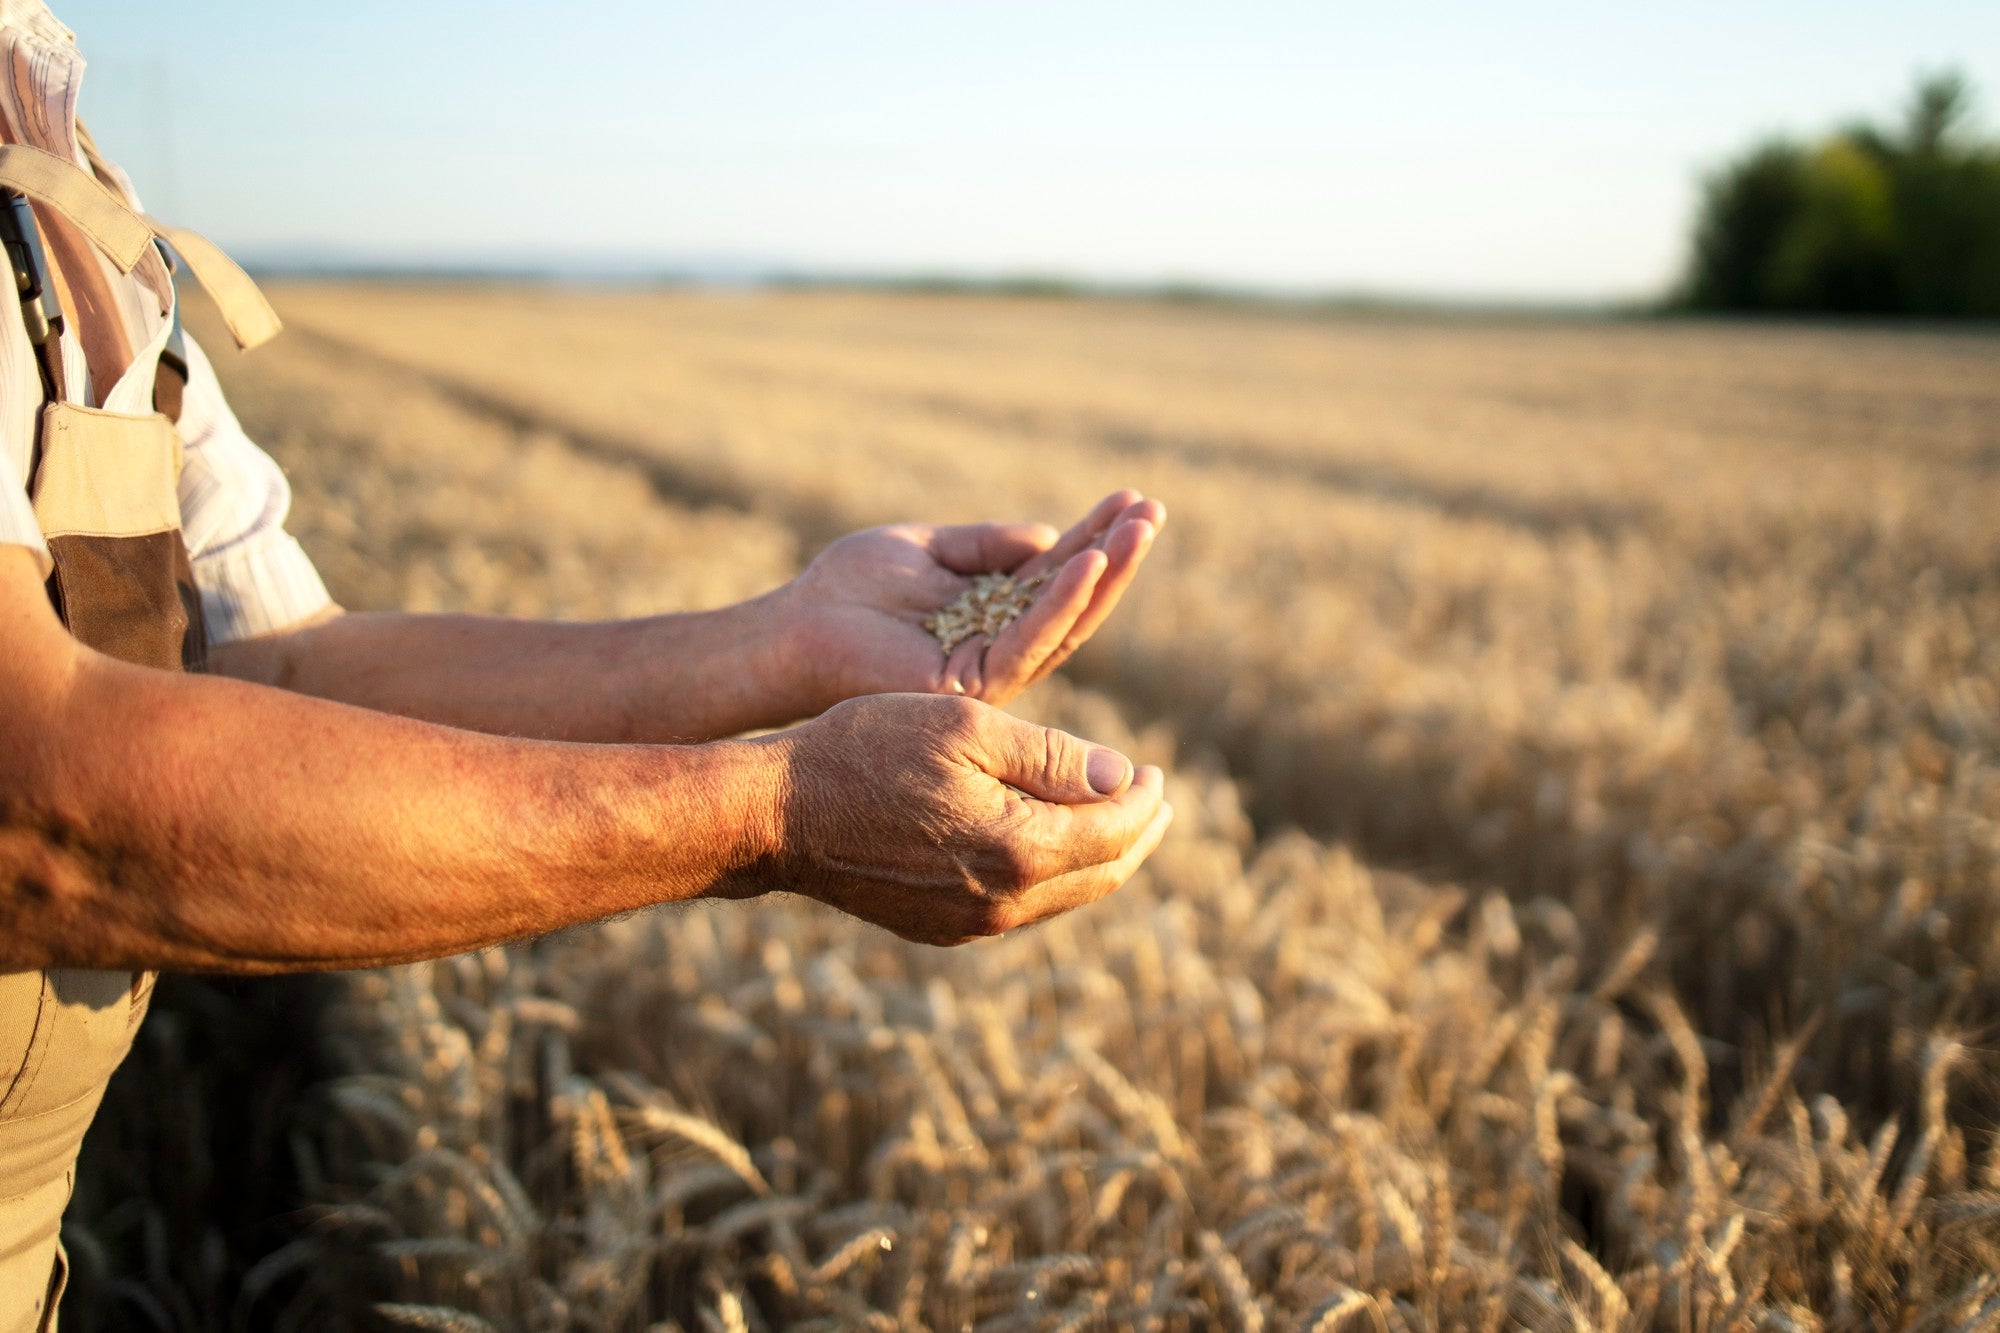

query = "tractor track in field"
[{"left": 284, "top": 323, "right": 864, "bottom": 554}]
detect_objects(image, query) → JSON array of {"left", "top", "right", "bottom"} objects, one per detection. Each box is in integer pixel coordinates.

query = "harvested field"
[{"left": 69, "top": 288, "right": 2000, "bottom": 1330}]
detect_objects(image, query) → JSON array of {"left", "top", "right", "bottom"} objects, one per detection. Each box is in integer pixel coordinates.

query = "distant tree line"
[{"left": 1683, "top": 73, "right": 2000, "bottom": 317}]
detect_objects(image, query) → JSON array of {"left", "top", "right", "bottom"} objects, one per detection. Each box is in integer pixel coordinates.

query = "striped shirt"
[{"left": 0, "top": 0, "right": 330, "bottom": 642}]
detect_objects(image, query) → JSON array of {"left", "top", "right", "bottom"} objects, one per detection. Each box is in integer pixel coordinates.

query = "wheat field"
[{"left": 65, "top": 288, "right": 2000, "bottom": 1331}]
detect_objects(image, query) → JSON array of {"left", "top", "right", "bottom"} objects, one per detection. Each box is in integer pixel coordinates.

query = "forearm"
[
  {"left": 209, "top": 588, "right": 819, "bottom": 743},
  {"left": 0, "top": 648, "right": 781, "bottom": 974}
]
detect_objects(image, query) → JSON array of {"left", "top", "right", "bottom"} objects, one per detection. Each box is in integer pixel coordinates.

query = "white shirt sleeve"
[
  {"left": 175, "top": 334, "right": 333, "bottom": 643},
  {"left": 0, "top": 259, "right": 51, "bottom": 577}
]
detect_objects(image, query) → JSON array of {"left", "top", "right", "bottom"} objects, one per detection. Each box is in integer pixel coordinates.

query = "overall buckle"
[{"left": 0, "top": 187, "right": 64, "bottom": 347}]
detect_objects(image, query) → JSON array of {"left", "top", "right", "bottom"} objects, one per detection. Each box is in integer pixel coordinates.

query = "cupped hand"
[
  {"left": 784, "top": 489, "right": 1164, "bottom": 710},
  {"left": 759, "top": 692, "right": 1172, "bottom": 944}
]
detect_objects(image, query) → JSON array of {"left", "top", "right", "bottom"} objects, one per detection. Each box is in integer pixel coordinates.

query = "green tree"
[
  {"left": 1767, "top": 136, "right": 1899, "bottom": 312},
  {"left": 1892, "top": 73, "right": 2000, "bottom": 316},
  {"left": 1681, "top": 72, "right": 2000, "bottom": 317},
  {"left": 1686, "top": 142, "right": 1807, "bottom": 310}
]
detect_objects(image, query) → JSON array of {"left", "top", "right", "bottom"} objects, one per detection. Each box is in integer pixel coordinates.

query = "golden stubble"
[{"left": 131, "top": 286, "right": 2000, "bottom": 1329}]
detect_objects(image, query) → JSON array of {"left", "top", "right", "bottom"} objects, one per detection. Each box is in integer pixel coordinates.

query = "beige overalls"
[{"left": 0, "top": 131, "right": 279, "bottom": 1331}]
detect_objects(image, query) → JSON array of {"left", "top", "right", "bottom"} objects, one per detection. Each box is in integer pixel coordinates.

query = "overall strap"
[
  {"left": 72, "top": 122, "right": 187, "bottom": 417},
  {"left": 5, "top": 128, "right": 286, "bottom": 355},
  {"left": 0, "top": 143, "right": 152, "bottom": 271},
  {"left": 0, "top": 138, "right": 210, "bottom": 670},
  {"left": 145, "top": 221, "right": 283, "bottom": 351}
]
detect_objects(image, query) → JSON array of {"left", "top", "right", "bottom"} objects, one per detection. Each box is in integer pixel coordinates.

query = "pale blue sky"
[{"left": 53, "top": 1, "right": 2000, "bottom": 302}]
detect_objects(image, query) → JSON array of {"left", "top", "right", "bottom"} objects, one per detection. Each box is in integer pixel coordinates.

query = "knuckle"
[
  {"left": 934, "top": 692, "right": 986, "bottom": 738},
  {"left": 1036, "top": 728, "right": 1069, "bottom": 792},
  {"left": 1050, "top": 726, "right": 1097, "bottom": 789}
]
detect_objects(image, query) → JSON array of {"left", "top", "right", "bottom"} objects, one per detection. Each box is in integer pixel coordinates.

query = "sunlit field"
[{"left": 70, "top": 287, "right": 2000, "bottom": 1330}]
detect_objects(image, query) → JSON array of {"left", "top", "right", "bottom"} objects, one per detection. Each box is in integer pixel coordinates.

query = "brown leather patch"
[
  {"left": 173, "top": 536, "right": 208, "bottom": 672},
  {"left": 46, "top": 530, "right": 190, "bottom": 671}
]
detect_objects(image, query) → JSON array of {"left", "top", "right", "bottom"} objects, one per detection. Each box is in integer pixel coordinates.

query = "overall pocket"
[{"left": 29, "top": 402, "right": 198, "bottom": 671}]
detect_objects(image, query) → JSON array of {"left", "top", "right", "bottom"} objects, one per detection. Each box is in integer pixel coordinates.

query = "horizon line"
[{"left": 239, "top": 254, "right": 1662, "bottom": 318}]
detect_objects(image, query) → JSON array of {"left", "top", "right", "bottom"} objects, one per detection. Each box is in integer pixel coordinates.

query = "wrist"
[
  {"left": 695, "top": 733, "right": 794, "bottom": 900},
  {"left": 718, "top": 580, "right": 841, "bottom": 727},
  {"left": 615, "top": 586, "right": 820, "bottom": 740},
  {"left": 760, "top": 578, "right": 841, "bottom": 721}
]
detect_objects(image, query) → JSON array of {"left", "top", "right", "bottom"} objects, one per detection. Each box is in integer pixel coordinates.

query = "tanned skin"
[
  {"left": 213, "top": 491, "right": 1164, "bottom": 740},
  {"left": 0, "top": 492, "right": 1172, "bottom": 973}
]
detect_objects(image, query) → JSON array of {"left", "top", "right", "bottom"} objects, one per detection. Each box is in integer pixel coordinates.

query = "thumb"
[{"left": 974, "top": 714, "right": 1133, "bottom": 804}]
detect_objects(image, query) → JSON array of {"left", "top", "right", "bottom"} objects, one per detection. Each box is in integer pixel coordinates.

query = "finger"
[
  {"left": 1116, "top": 497, "right": 1167, "bottom": 534},
  {"left": 928, "top": 521, "right": 1060, "bottom": 575},
  {"left": 1003, "top": 799, "right": 1175, "bottom": 931},
  {"left": 940, "top": 633, "right": 985, "bottom": 695},
  {"left": 969, "top": 710, "right": 1136, "bottom": 805},
  {"left": 1014, "top": 490, "right": 1145, "bottom": 579},
  {"left": 978, "top": 548, "right": 1107, "bottom": 698},
  {"left": 1019, "top": 495, "right": 1162, "bottom": 581},
  {"left": 1026, "top": 516, "right": 1156, "bottom": 687},
  {"left": 1011, "top": 764, "right": 1166, "bottom": 879}
]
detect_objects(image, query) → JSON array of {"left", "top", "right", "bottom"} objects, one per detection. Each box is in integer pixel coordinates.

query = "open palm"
[{"left": 786, "top": 490, "right": 1164, "bottom": 709}]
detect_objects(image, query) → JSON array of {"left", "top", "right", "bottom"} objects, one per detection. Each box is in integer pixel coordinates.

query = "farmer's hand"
[
  {"left": 754, "top": 693, "right": 1172, "bottom": 944},
  {"left": 782, "top": 489, "right": 1163, "bottom": 709}
]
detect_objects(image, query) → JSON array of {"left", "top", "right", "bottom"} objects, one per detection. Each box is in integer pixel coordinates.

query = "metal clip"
[{"left": 0, "top": 188, "right": 63, "bottom": 347}]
